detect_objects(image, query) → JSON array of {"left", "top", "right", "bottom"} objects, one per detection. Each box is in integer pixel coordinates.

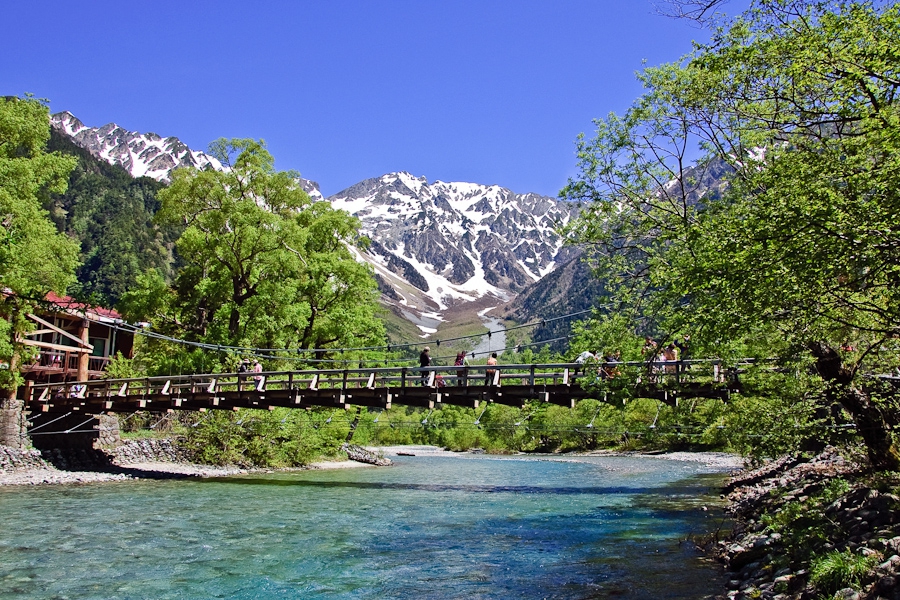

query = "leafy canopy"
[
  {"left": 562, "top": 0, "right": 900, "bottom": 468},
  {"left": 0, "top": 96, "right": 80, "bottom": 393},
  {"left": 120, "top": 138, "right": 385, "bottom": 372}
]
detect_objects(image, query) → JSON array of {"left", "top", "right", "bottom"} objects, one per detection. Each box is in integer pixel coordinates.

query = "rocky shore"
[
  {"left": 715, "top": 447, "right": 900, "bottom": 600},
  {"left": 0, "top": 439, "right": 389, "bottom": 486}
]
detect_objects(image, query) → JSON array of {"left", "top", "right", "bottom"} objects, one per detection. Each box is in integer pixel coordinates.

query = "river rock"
[
  {"left": 716, "top": 446, "right": 900, "bottom": 600},
  {"left": 342, "top": 443, "right": 392, "bottom": 466}
]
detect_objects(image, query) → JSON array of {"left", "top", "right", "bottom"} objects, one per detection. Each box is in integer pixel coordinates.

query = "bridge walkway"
[{"left": 21, "top": 360, "right": 740, "bottom": 415}]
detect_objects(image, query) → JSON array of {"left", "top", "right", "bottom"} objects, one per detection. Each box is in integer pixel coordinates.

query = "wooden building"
[{"left": 18, "top": 292, "right": 135, "bottom": 383}]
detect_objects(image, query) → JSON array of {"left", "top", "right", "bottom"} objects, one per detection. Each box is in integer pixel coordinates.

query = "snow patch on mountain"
[
  {"left": 328, "top": 172, "right": 580, "bottom": 319},
  {"left": 49, "top": 111, "right": 324, "bottom": 200},
  {"left": 51, "top": 111, "right": 223, "bottom": 181}
]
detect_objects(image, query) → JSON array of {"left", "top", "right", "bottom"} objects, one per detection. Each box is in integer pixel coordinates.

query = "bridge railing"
[{"left": 23, "top": 357, "right": 742, "bottom": 406}]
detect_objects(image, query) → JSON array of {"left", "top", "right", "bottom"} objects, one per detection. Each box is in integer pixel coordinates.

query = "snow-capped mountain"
[
  {"left": 50, "top": 112, "right": 580, "bottom": 332},
  {"left": 50, "top": 111, "right": 325, "bottom": 200},
  {"left": 50, "top": 111, "right": 224, "bottom": 182},
  {"left": 329, "top": 172, "right": 580, "bottom": 320}
]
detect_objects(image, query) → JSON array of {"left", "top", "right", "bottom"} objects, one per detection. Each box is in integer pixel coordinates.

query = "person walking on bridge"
[
  {"left": 419, "top": 347, "right": 432, "bottom": 385},
  {"left": 455, "top": 351, "right": 470, "bottom": 386},
  {"left": 486, "top": 352, "right": 498, "bottom": 386}
]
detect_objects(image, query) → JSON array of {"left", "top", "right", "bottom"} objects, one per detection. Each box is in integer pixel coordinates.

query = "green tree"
[
  {"left": 121, "top": 138, "right": 384, "bottom": 370},
  {"left": 563, "top": 1, "right": 900, "bottom": 469},
  {"left": 0, "top": 96, "right": 80, "bottom": 447}
]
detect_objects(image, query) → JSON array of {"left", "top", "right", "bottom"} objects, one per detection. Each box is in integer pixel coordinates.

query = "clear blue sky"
[{"left": 7, "top": 1, "right": 737, "bottom": 198}]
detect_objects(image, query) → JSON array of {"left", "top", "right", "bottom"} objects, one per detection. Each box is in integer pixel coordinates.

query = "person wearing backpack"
[
  {"left": 419, "top": 347, "right": 432, "bottom": 385},
  {"left": 454, "top": 351, "right": 470, "bottom": 386}
]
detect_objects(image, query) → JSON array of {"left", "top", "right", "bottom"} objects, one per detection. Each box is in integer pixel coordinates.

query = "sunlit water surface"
[{"left": 0, "top": 454, "right": 733, "bottom": 599}]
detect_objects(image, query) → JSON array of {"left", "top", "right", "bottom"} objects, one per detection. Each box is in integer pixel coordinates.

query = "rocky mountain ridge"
[
  {"left": 50, "top": 112, "right": 582, "bottom": 335},
  {"left": 329, "top": 172, "right": 580, "bottom": 333},
  {"left": 51, "top": 111, "right": 327, "bottom": 201},
  {"left": 51, "top": 112, "right": 224, "bottom": 182}
]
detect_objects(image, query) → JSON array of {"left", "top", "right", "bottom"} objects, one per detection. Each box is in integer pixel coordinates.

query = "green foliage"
[
  {"left": 120, "top": 138, "right": 386, "bottom": 375},
  {"left": 0, "top": 96, "right": 80, "bottom": 394},
  {"left": 513, "top": 345, "right": 563, "bottom": 365},
  {"left": 45, "top": 129, "right": 174, "bottom": 307},
  {"left": 177, "top": 408, "right": 347, "bottom": 467},
  {"left": 103, "top": 352, "right": 143, "bottom": 380},
  {"left": 569, "top": 313, "right": 643, "bottom": 361},
  {"left": 561, "top": 1, "right": 900, "bottom": 469},
  {"left": 810, "top": 549, "right": 877, "bottom": 597},
  {"left": 347, "top": 392, "right": 745, "bottom": 454}
]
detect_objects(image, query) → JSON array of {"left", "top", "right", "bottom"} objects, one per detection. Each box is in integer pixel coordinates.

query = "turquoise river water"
[{"left": 0, "top": 454, "right": 733, "bottom": 599}]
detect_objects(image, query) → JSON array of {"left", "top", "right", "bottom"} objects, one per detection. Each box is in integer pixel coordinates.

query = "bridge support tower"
[{"left": 0, "top": 399, "right": 29, "bottom": 450}]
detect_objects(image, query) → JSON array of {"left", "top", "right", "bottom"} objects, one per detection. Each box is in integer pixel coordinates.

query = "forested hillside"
[
  {"left": 501, "top": 253, "right": 606, "bottom": 353},
  {"left": 44, "top": 129, "right": 179, "bottom": 307}
]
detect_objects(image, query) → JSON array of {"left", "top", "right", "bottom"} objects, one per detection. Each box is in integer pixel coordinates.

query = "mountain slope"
[
  {"left": 44, "top": 128, "right": 177, "bottom": 306},
  {"left": 328, "top": 172, "right": 580, "bottom": 331},
  {"left": 501, "top": 252, "right": 607, "bottom": 352},
  {"left": 49, "top": 111, "right": 588, "bottom": 341}
]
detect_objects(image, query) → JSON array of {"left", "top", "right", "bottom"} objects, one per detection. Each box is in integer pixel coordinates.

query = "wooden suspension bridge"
[{"left": 21, "top": 359, "right": 740, "bottom": 416}]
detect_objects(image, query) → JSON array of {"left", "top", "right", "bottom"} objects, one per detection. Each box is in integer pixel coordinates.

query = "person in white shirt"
[{"left": 574, "top": 350, "right": 596, "bottom": 375}]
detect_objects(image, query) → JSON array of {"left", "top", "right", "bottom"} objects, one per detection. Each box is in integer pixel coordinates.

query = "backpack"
[{"left": 454, "top": 355, "right": 464, "bottom": 367}]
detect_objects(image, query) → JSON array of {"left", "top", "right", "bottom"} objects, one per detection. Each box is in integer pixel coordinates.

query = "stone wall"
[
  {"left": 0, "top": 402, "right": 28, "bottom": 450},
  {"left": 111, "top": 438, "right": 191, "bottom": 464},
  {"left": 0, "top": 444, "right": 51, "bottom": 471},
  {"left": 0, "top": 438, "right": 192, "bottom": 474},
  {"left": 96, "top": 413, "right": 121, "bottom": 449}
]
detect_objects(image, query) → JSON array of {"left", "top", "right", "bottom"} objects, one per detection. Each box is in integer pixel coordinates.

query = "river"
[
  {"left": 471, "top": 310, "right": 506, "bottom": 358},
  {"left": 0, "top": 454, "right": 732, "bottom": 599}
]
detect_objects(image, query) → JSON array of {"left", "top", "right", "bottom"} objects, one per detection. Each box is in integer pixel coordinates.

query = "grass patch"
[{"left": 810, "top": 549, "right": 877, "bottom": 596}]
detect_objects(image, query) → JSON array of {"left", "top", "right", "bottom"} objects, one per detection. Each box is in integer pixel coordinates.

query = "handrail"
[{"left": 24, "top": 358, "right": 740, "bottom": 394}]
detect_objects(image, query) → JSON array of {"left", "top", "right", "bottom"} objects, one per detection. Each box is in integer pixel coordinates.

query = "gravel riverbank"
[{"left": 0, "top": 439, "right": 380, "bottom": 486}]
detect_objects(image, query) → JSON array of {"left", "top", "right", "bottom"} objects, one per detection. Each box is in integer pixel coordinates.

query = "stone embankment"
[
  {"left": 111, "top": 437, "right": 192, "bottom": 464},
  {"left": 0, "top": 438, "right": 239, "bottom": 485},
  {"left": 716, "top": 447, "right": 900, "bottom": 600},
  {"left": 0, "top": 444, "right": 50, "bottom": 471}
]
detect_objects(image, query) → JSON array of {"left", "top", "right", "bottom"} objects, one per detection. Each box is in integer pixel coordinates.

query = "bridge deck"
[{"left": 21, "top": 360, "right": 739, "bottom": 414}]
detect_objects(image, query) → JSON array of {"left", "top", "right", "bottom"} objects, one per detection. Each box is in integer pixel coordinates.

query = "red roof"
[{"left": 44, "top": 291, "right": 123, "bottom": 322}]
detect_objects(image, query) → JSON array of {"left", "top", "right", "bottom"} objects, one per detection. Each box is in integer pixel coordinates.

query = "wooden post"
[{"left": 77, "top": 319, "right": 90, "bottom": 381}]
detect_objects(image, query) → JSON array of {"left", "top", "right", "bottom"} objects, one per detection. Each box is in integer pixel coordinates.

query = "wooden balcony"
[{"left": 22, "top": 349, "right": 111, "bottom": 381}]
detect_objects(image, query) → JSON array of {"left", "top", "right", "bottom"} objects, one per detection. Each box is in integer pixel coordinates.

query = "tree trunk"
[
  {"left": 809, "top": 341, "right": 900, "bottom": 471},
  {"left": 229, "top": 307, "right": 241, "bottom": 341},
  {"left": 836, "top": 385, "right": 900, "bottom": 471}
]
